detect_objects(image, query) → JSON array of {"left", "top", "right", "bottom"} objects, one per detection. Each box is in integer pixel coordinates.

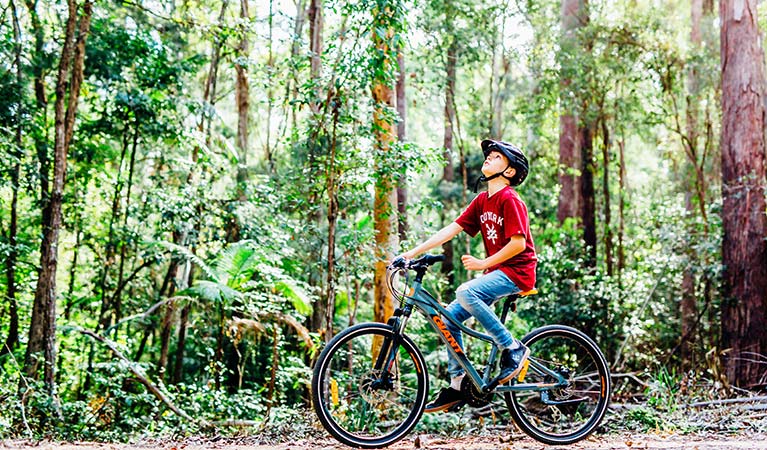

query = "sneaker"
[
  {"left": 497, "top": 343, "right": 530, "bottom": 385},
  {"left": 424, "top": 387, "right": 465, "bottom": 413}
]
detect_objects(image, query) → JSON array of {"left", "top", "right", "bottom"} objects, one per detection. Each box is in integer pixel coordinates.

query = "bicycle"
[{"left": 311, "top": 254, "right": 611, "bottom": 448}]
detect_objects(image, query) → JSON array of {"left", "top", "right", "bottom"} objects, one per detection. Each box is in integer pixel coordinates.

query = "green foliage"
[
  {"left": 645, "top": 367, "right": 682, "bottom": 412},
  {"left": 618, "top": 369, "right": 685, "bottom": 432},
  {"left": 173, "top": 383, "right": 263, "bottom": 427},
  {"left": 624, "top": 406, "right": 669, "bottom": 431},
  {"left": 63, "top": 360, "right": 172, "bottom": 440},
  {"left": 0, "top": 0, "right": 746, "bottom": 440}
]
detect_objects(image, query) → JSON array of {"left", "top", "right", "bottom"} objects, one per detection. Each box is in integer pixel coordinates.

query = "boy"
[{"left": 397, "top": 139, "right": 537, "bottom": 413}]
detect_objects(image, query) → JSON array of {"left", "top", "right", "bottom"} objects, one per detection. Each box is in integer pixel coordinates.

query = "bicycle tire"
[
  {"left": 312, "top": 322, "right": 429, "bottom": 448},
  {"left": 504, "top": 325, "right": 611, "bottom": 445}
]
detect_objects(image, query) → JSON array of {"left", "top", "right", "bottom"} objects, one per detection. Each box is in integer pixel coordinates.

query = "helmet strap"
[{"left": 473, "top": 165, "right": 512, "bottom": 192}]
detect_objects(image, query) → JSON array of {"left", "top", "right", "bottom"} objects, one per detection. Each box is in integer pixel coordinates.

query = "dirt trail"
[{"left": 5, "top": 433, "right": 767, "bottom": 450}]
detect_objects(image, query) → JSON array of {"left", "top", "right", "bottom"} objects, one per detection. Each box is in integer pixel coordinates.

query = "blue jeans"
[{"left": 444, "top": 270, "right": 521, "bottom": 378}]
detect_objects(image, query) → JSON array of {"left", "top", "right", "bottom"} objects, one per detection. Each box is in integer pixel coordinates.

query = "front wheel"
[
  {"left": 504, "top": 325, "right": 611, "bottom": 445},
  {"left": 312, "top": 323, "right": 429, "bottom": 448}
]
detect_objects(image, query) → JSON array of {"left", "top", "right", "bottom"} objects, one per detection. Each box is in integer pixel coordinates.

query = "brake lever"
[{"left": 389, "top": 256, "right": 408, "bottom": 270}]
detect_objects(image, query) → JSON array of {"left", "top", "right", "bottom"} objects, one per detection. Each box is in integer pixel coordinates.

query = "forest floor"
[
  {"left": 4, "top": 433, "right": 767, "bottom": 450},
  {"left": 4, "top": 398, "right": 767, "bottom": 450}
]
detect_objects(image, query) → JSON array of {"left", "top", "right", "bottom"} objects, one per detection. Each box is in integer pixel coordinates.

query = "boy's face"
[{"left": 482, "top": 150, "right": 516, "bottom": 180}]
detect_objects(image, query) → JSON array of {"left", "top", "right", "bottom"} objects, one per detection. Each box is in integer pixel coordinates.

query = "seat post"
[{"left": 499, "top": 294, "right": 518, "bottom": 323}]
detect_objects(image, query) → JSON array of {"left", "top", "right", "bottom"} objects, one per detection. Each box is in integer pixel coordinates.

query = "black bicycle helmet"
[{"left": 475, "top": 139, "right": 529, "bottom": 191}]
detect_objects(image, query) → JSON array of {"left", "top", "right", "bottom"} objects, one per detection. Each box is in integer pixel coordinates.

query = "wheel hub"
[{"left": 359, "top": 370, "right": 392, "bottom": 405}]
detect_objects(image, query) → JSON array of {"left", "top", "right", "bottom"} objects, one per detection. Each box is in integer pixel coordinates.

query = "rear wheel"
[
  {"left": 312, "top": 323, "right": 428, "bottom": 448},
  {"left": 504, "top": 325, "right": 611, "bottom": 445}
]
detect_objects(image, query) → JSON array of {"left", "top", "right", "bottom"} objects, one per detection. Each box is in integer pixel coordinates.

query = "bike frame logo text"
[{"left": 433, "top": 316, "right": 463, "bottom": 355}]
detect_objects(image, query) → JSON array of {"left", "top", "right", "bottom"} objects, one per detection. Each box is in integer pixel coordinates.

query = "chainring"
[{"left": 460, "top": 376, "right": 494, "bottom": 408}]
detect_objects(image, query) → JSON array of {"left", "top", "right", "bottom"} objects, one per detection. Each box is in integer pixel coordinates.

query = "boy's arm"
[
  {"left": 461, "top": 235, "right": 526, "bottom": 271},
  {"left": 400, "top": 222, "right": 464, "bottom": 260}
]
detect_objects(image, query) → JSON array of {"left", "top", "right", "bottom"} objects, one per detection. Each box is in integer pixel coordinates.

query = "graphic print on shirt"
[
  {"left": 486, "top": 223, "right": 498, "bottom": 244},
  {"left": 480, "top": 211, "right": 503, "bottom": 245}
]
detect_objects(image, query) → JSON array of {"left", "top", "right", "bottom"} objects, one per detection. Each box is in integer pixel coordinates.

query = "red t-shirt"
[{"left": 454, "top": 186, "right": 537, "bottom": 291}]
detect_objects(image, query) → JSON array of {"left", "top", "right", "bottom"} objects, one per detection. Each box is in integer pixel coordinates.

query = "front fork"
[{"left": 372, "top": 307, "right": 412, "bottom": 389}]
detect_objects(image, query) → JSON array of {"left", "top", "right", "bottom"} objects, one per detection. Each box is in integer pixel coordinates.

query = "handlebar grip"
[
  {"left": 412, "top": 254, "right": 445, "bottom": 267},
  {"left": 422, "top": 254, "right": 446, "bottom": 264}
]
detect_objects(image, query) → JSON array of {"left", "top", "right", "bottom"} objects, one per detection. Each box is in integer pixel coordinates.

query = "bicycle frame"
[{"left": 385, "top": 274, "right": 568, "bottom": 395}]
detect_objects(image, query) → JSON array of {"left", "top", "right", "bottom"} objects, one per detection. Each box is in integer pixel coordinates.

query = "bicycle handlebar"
[
  {"left": 389, "top": 254, "right": 445, "bottom": 271},
  {"left": 386, "top": 254, "right": 444, "bottom": 297}
]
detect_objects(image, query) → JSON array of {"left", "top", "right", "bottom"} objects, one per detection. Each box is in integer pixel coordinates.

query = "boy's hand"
[{"left": 461, "top": 254, "right": 487, "bottom": 271}]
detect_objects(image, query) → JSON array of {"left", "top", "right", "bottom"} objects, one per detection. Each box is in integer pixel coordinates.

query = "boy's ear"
[{"left": 504, "top": 166, "right": 516, "bottom": 179}]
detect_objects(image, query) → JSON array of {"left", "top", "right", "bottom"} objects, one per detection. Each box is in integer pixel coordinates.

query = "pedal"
[{"left": 517, "top": 359, "right": 529, "bottom": 382}]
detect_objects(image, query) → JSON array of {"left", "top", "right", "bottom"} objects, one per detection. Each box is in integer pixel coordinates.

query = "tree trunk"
[
  {"left": 719, "top": 0, "right": 767, "bottom": 389},
  {"left": 27, "top": 0, "right": 51, "bottom": 246},
  {"left": 264, "top": 327, "right": 280, "bottom": 420},
  {"left": 289, "top": 0, "right": 308, "bottom": 129},
  {"left": 617, "top": 136, "right": 626, "bottom": 282},
  {"left": 681, "top": 191, "right": 696, "bottom": 371},
  {"left": 580, "top": 123, "right": 597, "bottom": 268},
  {"left": 491, "top": 55, "right": 511, "bottom": 140},
  {"left": 323, "top": 98, "right": 341, "bottom": 342},
  {"left": 158, "top": 301, "right": 175, "bottom": 376},
  {"left": 265, "top": 0, "right": 275, "bottom": 172},
  {"left": 157, "top": 253, "right": 180, "bottom": 375},
  {"left": 443, "top": 42, "right": 457, "bottom": 185},
  {"left": 703, "top": 0, "right": 714, "bottom": 15},
  {"left": 171, "top": 303, "right": 190, "bottom": 384},
  {"left": 371, "top": 12, "right": 399, "bottom": 325},
  {"left": 235, "top": 0, "right": 251, "bottom": 199},
  {"left": 308, "top": 0, "right": 323, "bottom": 114},
  {"left": 2, "top": 0, "right": 23, "bottom": 356},
  {"left": 567, "top": 0, "right": 596, "bottom": 268},
  {"left": 198, "top": 0, "right": 229, "bottom": 151},
  {"left": 396, "top": 50, "right": 408, "bottom": 243},
  {"left": 600, "top": 118, "right": 612, "bottom": 276},
  {"left": 24, "top": 0, "right": 92, "bottom": 397},
  {"left": 558, "top": 115, "right": 581, "bottom": 223},
  {"left": 557, "top": 0, "right": 587, "bottom": 224},
  {"left": 680, "top": 0, "right": 704, "bottom": 373},
  {"left": 214, "top": 301, "right": 225, "bottom": 390},
  {"left": 98, "top": 129, "right": 130, "bottom": 331},
  {"left": 372, "top": 118, "right": 398, "bottom": 325},
  {"left": 441, "top": 40, "right": 457, "bottom": 286},
  {"left": 65, "top": 176, "right": 83, "bottom": 320},
  {"left": 307, "top": 0, "right": 327, "bottom": 335},
  {"left": 114, "top": 119, "right": 140, "bottom": 331}
]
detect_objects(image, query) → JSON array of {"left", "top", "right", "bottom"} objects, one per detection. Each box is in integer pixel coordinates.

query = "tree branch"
[{"left": 77, "top": 328, "right": 209, "bottom": 428}]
